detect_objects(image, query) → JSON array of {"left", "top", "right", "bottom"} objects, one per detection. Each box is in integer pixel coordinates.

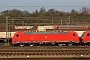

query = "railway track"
[
  {"left": 0, "top": 46, "right": 90, "bottom": 58},
  {"left": 1, "top": 58, "right": 90, "bottom": 60},
  {"left": 0, "top": 46, "right": 90, "bottom": 49},
  {"left": 0, "top": 49, "right": 90, "bottom": 58}
]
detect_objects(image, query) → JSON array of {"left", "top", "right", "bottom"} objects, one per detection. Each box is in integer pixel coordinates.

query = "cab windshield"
[{"left": 81, "top": 32, "right": 86, "bottom": 37}]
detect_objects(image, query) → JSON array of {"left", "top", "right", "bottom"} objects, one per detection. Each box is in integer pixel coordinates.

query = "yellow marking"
[
  {"left": 27, "top": 55, "right": 30, "bottom": 58},
  {"left": 81, "top": 54, "right": 84, "bottom": 57}
]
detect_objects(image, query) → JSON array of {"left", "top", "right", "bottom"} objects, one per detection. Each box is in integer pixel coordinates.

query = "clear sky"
[{"left": 0, "top": 0, "right": 90, "bottom": 12}]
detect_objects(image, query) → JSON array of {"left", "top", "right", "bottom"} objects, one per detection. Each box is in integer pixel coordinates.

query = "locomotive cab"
[
  {"left": 81, "top": 31, "right": 90, "bottom": 45},
  {"left": 70, "top": 31, "right": 79, "bottom": 44},
  {"left": 12, "top": 32, "right": 22, "bottom": 45}
]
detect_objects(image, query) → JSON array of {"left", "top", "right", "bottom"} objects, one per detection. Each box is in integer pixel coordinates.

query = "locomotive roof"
[
  {"left": 57, "top": 25, "right": 87, "bottom": 27},
  {"left": 24, "top": 31, "right": 69, "bottom": 34}
]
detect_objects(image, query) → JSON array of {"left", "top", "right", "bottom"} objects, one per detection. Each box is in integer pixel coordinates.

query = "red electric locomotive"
[
  {"left": 12, "top": 31, "right": 79, "bottom": 46},
  {"left": 81, "top": 31, "right": 90, "bottom": 45}
]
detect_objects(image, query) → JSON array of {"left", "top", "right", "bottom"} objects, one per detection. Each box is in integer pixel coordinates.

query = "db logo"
[{"left": 45, "top": 36, "right": 47, "bottom": 38}]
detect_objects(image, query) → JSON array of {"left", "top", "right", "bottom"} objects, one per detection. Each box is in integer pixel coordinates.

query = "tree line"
[
  {"left": 0, "top": 7, "right": 90, "bottom": 26},
  {"left": 0, "top": 7, "right": 90, "bottom": 18}
]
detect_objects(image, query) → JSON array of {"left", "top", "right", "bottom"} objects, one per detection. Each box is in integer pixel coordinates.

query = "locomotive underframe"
[
  {"left": 13, "top": 40, "right": 78, "bottom": 46},
  {"left": 85, "top": 41, "right": 90, "bottom": 45}
]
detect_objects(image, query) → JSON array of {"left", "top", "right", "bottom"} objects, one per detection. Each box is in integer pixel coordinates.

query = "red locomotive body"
[
  {"left": 12, "top": 31, "right": 79, "bottom": 46},
  {"left": 81, "top": 31, "right": 90, "bottom": 44}
]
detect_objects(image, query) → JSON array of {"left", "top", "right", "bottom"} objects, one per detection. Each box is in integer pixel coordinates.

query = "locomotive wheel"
[
  {"left": 52, "top": 42, "right": 55, "bottom": 45},
  {"left": 68, "top": 43, "right": 72, "bottom": 46},
  {"left": 20, "top": 43, "right": 24, "bottom": 47},
  {"left": 29, "top": 44, "right": 34, "bottom": 46},
  {"left": 30, "top": 45, "right": 33, "bottom": 46},
  {"left": 58, "top": 44, "right": 62, "bottom": 46},
  {"left": 88, "top": 42, "right": 90, "bottom": 46}
]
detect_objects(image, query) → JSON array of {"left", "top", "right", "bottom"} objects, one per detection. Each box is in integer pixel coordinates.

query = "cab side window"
[
  {"left": 87, "top": 33, "right": 90, "bottom": 36},
  {"left": 73, "top": 34, "right": 75, "bottom": 36}
]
